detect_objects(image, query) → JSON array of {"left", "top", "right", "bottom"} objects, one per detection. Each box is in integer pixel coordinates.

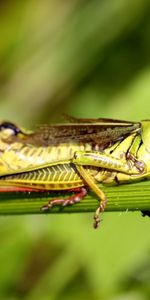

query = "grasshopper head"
[
  {"left": 141, "top": 120, "right": 150, "bottom": 152},
  {"left": 0, "top": 121, "right": 22, "bottom": 140},
  {"left": 0, "top": 122, "right": 33, "bottom": 141}
]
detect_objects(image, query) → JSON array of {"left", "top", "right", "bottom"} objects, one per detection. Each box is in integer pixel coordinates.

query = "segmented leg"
[
  {"left": 75, "top": 165, "right": 107, "bottom": 229},
  {"left": 93, "top": 198, "right": 107, "bottom": 229},
  {"left": 41, "top": 187, "right": 87, "bottom": 211},
  {"left": 73, "top": 149, "right": 145, "bottom": 228}
]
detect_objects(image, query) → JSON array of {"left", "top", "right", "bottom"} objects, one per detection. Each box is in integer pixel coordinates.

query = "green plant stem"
[{"left": 0, "top": 181, "right": 150, "bottom": 215}]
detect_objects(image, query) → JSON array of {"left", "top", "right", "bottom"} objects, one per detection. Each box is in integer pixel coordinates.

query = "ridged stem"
[{"left": 0, "top": 181, "right": 150, "bottom": 215}]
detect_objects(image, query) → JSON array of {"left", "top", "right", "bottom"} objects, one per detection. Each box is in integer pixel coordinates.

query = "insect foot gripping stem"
[
  {"left": 41, "top": 188, "right": 87, "bottom": 212},
  {"left": 93, "top": 197, "right": 107, "bottom": 229},
  {"left": 74, "top": 165, "right": 108, "bottom": 229}
]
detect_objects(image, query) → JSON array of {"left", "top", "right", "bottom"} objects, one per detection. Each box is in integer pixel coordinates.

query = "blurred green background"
[{"left": 0, "top": 0, "right": 150, "bottom": 299}]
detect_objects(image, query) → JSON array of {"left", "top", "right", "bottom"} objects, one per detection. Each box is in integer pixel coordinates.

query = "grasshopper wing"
[{"left": 30, "top": 118, "right": 140, "bottom": 147}]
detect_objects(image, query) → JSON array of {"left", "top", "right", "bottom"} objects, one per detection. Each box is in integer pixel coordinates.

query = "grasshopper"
[{"left": 0, "top": 116, "right": 150, "bottom": 228}]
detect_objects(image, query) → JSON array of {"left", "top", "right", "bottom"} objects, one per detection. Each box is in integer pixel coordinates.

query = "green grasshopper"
[{"left": 0, "top": 116, "right": 150, "bottom": 228}]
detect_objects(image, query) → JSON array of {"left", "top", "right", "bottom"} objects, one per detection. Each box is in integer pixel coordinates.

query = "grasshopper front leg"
[{"left": 73, "top": 150, "right": 144, "bottom": 228}]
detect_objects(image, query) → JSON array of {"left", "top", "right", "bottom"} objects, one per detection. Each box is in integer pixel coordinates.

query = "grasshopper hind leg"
[
  {"left": 41, "top": 187, "right": 87, "bottom": 212},
  {"left": 93, "top": 198, "right": 107, "bottom": 229},
  {"left": 75, "top": 165, "right": 107, "bottom": 229}
]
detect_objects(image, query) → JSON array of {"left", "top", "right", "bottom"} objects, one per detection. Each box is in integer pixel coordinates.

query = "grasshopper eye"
[{"left": 0, "top": 122, "right": 21, "bottom": 135}]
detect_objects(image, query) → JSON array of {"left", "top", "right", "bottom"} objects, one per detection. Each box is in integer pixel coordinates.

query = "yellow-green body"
[
  {"left": 0, "top": 120, "right": 150, "bottom": 189},
  {"left": 1, "top": 118, "right": 150, "bottom": 227}
]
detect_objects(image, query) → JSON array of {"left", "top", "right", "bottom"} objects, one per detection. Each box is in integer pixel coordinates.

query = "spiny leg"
[
  {"left": 41, "top": 187, "right": 87, "bottom": 211},
  {"left": 72, "top": 149, "right": 145, "bottom": 228},
  {"left": 75, "top": 165, "right": 107, "bottom": 229}
]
